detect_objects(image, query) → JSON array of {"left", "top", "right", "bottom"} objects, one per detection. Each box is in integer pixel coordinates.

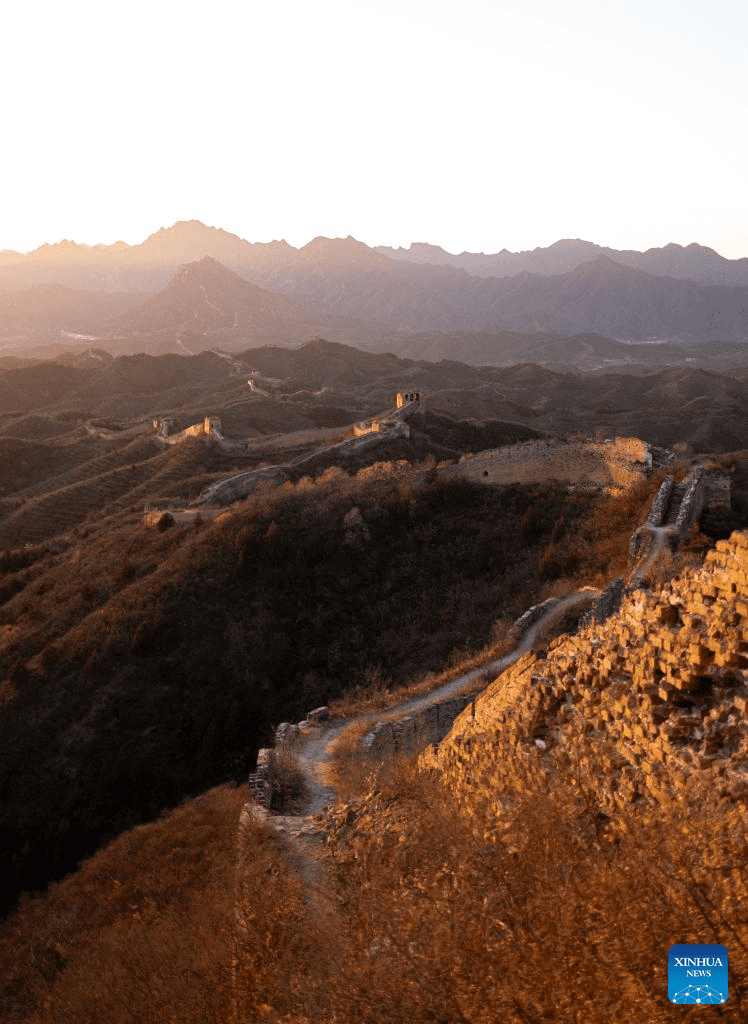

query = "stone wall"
[
  {"left": 353, "top": 418, "right": 410, "bottom": 438},
  {"left": 674, "top": 468, "right": 707, "bottom": 543},
  {"left": 361, "top": 694, "right": 477, "bottom": 760},
  {"left": 704, "top": 470, "right": 732, "bottom": 510},
  {"left": 198, "top": 465, "right": 289, "bottom": 506},
  {"left": 580, "top": 577, "right": 627, "bottom": 628},
  {"left": 440, "top": 437, "right": 651, "bottom": 489},
  {"left": 248, "top": 707, "right": 331, "bottom": 809},
  {"left": 423, "top": 531, "right": 748, "bottom": 820},
  {"left": 152, "top": 415, "right": 223, "bottom": 445},
  {"left": 645, "top": 476, "right": 674, "bottom": 527},
  {"left": 629, "top": 466, "right": 723, "bottom": 564}
]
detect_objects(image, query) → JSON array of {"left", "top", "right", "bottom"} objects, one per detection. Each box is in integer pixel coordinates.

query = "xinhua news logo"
[{"left": 669, "top": 944, "right": 728, "bottom": 1004}]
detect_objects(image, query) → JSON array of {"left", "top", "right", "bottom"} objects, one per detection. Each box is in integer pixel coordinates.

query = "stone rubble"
[
  {"left": 422, "top": 531, "right": 748, "bottom": 818},
  {"left": 247, "top": 708, "right": 329, "bottom": 808}
]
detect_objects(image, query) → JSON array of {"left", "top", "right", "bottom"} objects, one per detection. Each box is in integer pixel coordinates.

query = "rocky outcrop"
[{"left": 423, "top": 531, "right": 748, "bottom": 820}]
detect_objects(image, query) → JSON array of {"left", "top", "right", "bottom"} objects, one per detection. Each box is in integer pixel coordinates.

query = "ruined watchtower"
[{"left": 396, "top": 391, "right": 422, "bottom": 409}]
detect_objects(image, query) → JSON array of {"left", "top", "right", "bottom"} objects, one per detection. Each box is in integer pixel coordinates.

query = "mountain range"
[
  {"left": 375, "top": 237, "right": 748, "bottom": 286},
  {"left": 1, "top": 222, "right": 748, "bottom": 367}
]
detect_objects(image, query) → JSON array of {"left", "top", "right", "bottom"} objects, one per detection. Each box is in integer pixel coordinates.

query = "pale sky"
[{"left": 2, "top": 0, "right": 747, "bottom": 258}]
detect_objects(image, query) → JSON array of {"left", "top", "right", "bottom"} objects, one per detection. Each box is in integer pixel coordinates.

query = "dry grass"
[
  {"left": 265, "top": 745, "right": 307, "bottom": 810},
  {"left": 0, "top": 784, "right": 247, "bottom": 1024},
  {"left": 328, "top": 719, "right": 379, "bottom": 799},
  {"left": 324, "top": 753, "right": 748, "bottom": 1024},
  {"left": 4, "top": 690, "right": 746, "bottom": 1023},
  {"left": 330, "top": 620, "right": 520, "bottom": 722},
  {"left": 327, "top": 627, "right": 522, "bottom": 800}
]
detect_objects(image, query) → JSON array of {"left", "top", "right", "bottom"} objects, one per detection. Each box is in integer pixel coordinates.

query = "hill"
[
  {"left": 0, "top": 279, "right": 144, "bottom": 340},
  {"left": 1, "top": 343, "right": 748, "bottom": 549},
  {"left": 100, "top": 256, "right": 377, "bottom": 351},
  {"left": 0, "top": 459, "right": 660, "bottom": 915},
  {"left": 318, "top": 524, "right": 748, "bottom": 1020}
]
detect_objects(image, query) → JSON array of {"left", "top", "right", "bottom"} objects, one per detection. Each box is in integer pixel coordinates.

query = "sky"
[{"left": 2, "top": 0, "right": 747, "bottom": 258}]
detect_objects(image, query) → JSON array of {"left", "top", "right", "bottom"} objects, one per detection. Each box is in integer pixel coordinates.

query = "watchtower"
[{"left": 396, "top": 391, "right": 422, "bottom": 409}]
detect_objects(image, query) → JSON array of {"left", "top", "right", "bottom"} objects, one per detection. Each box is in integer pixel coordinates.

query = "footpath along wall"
[{"left": 422, "top": 532, "right": 748, "bottom": 820}]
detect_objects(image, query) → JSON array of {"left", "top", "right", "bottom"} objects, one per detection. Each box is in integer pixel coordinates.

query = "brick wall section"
[
  {"left": 422, "top": 531, "right": 748, "bottom": 821},
  {"left": 580, "top": 577, "right": 627, "bottom": 628}
]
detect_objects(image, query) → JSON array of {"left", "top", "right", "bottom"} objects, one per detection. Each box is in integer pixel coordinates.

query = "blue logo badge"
[{"left": 669, "top": 944, "right": 728, "bottom": 1004}]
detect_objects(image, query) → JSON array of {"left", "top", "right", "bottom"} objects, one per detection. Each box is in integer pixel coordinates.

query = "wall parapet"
[
  {"left": 361, "top": 693, "right": 477, "bottom": 761},
  {"left": 580, "top": 577, "right": 627, "bottom": 629},
  {"left": 646, "top": 476, "right": 674, "bottom": 527},
  {"left": 674, "top": 468, "right": 706, "bottom": 543}
]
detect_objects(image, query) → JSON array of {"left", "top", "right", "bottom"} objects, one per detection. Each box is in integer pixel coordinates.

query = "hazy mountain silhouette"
[
  {"left": 242, "top": 251, "right": 748, "bottom": 341},
  {"left": 105, "top": 257, "right": 310, "bottom": 336},
  {"left": 2, "top": 223, "right": 748, "bottom": 353},
  {"left": 0, "top": 279, "right": 144, "bottom": 337},
  {"left": 376, "top": 238, "right": 748, "bottom": 286}
]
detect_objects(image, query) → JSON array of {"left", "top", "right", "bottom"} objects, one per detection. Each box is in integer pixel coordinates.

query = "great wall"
[
  {"left": 120, "top": 386, "right": 744, "bottom": 830},
  {"left": 226, "top": 398, "right": 748, "bottom": 1024},
  {"left": 244, "top": 449, "right": 732, "bottom": 808},
  {"left": 441, "top": 435, "right": 654, "bottom": 489},
  {"left": 141, "top": 388, "right": 685, "bottom": 521}
]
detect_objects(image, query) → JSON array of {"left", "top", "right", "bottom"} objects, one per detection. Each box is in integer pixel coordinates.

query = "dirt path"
[
  {"left": 239, "top": 585, "right": 601, "bottom": 900},
  {"left": 632, "top": 524, "right": 674, "bottom": 581}
]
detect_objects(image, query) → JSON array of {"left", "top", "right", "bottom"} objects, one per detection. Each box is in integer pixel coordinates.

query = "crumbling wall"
[
  {"left": 674, "top": 468, "right": 707, "bottom": 543},
  {"left": 628, "top": 475, "right": 673, "bottom": 564},
  {"left": 441, "top": 437, "right": 651, "bottom": 489},
  {"left": 704, "top": 470, "right": 732, "bottom": 510},
  {"left": 423, "top": 531, "right": 748, "bottom": 820},
  {"left": 248, "top": 707, "right": 331, "bottom": 809},
  {"left": 580, "top": 577, "right": 627, "bottom": 628},
  {"left": 646, "top": 476, "right": 674, "bottom": 527},
  {"left": 198, "top": 465, "right": 289, "bottom": 506},
  {"left": 153, "top": 415, "right": 223, "bottom": 445},
  {"left": 361, "top": 694, "right": 477, "bottom": 760},
  {"left": 353, "top": 418, "right": 410, "bottom": 438}
]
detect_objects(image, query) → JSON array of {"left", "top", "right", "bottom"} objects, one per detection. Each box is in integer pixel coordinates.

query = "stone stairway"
[{"left": 662, "top": 481, "right": 688, "bottom": 527}]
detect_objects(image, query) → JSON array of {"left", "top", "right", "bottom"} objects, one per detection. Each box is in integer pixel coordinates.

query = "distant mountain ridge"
[
  {"left": 1, "top": 223, "right": 748, "bottom": 354},
  {"left": 3, "top": 220, "right": 746, "bottom": 286},
  {"left": 375, "top": 237, "right": 748, "bottom": 287}
]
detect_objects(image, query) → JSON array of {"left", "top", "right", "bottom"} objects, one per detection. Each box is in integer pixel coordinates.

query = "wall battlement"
[{"left": 152, "top": 416, "right": 223, "bottom": 444}]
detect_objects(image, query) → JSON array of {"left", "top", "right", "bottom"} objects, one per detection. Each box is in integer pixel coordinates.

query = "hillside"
[
  {"left": 239, "top": 247, "right": 748, "bottom": 341},
  {"left": 0, "top": 279, "right": 144, "bottom": 340},
  {"left": 4, "top": 500, "right": 748, "bottom": 1020},
  {"left": 2, "top": 342, "right": 748, "bottom": 556},
  {"left": 99, "top": 256, "right": 379, "bottom": 352},
  {"left": 0, "top": 462, "right": 658, "bottom": 915}
]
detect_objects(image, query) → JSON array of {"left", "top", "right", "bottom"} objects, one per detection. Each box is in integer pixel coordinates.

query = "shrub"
[{"left": 266, "top": 746, "right": 306, "bottom": 810}]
